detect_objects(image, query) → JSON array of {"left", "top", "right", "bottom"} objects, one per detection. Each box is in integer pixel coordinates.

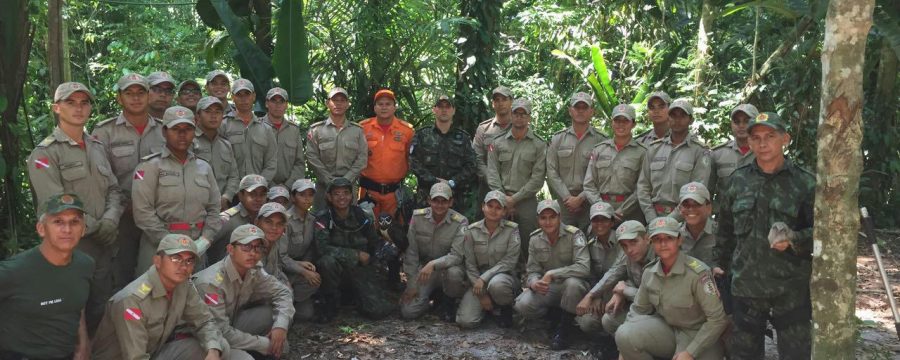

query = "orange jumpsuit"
[{"left": 359, "top": 117, "right": 414, "bottom": 218}]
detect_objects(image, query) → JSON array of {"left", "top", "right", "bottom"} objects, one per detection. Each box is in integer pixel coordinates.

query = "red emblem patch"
[
  {"left": 124, "top": 307, "right": 143, "bottom": 321},
  {"left": 204, "top": 293, "right": 220, "bottom": 306},
  {"left": 134, "top": 170, "right": 144, "bottom": 180},
  {"left": 315, "top": 221, "right": 326, "bottom": 230},
  {"left": 34, "top": 157, "right": 50, "bottom": 169}
]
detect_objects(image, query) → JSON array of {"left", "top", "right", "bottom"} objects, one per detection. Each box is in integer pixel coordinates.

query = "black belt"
[
  {"left": 0, "top": 351, "right": 73, "bottom": 360},
  {"left": 359, "top": 176, "right": 401, "bottom": 194}
]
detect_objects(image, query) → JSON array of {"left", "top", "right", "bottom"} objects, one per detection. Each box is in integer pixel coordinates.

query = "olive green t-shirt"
[{"left": 0, "top": 247, "right": 94, "bottom": 358}]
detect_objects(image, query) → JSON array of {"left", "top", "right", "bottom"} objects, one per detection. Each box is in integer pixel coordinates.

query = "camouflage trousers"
[
  {"left": 317, "top": 254, "right": 398, "bottom": 319},
  {"left": 731, "top": 288, "right": 811, "bottom": 360}
]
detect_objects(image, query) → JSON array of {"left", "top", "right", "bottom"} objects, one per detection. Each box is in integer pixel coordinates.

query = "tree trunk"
[
  {"left": 454, "top": 0, "right": 501, "bottom": 134},
  {"left": 693, "top": 0, "right": 715, "bottom": 99},
  {"left": 810, "top": 0, "right": 874, "bottom": 358}
]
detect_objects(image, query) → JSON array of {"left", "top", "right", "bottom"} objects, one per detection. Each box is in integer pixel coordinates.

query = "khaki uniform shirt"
[
  {"left": 524, "top": 225, "right": 590, "bottom": 287},
  {"left": 91, "top": 114, "right": 165, "bottom": 201},
  {"left": 404, "top": 208, "right": 468, "bottom": 291},
  {"left": 472, "top": 117, "right": 510, "bottom": 179},
  {"left": 486, "top": 129, "right": 547, "bottom": 202},
  {"left": 28, "top": 127, "right": 124, "bottom": 232},
  {"left": 636, "top": 128, "right": 667, "bottom": 146},
  {"left": 132, "top": 148, "right": 222, "bottom": 244},
  {"left": 589, "top": 248, "right": 656, "bottom": 301},
  {"left": 221, "top": 114, "right": 278, "bottom": 181},
  {"left": 305, "top": 117, "right": 368, "bottom": 184},
  {"left": 680, "top": 220, "right": 716, "bottom": 267},
  {"left": 709, "top": 139, "right": 754, "bottom": 212},
  {"left": 462, "top": 220, "right": 520, "bottom": 284},
  {"left": 92, "top": 267, "right": 228, "bottom": 360},
  {"left": 214, "top": 205, "right": 253, "bottom": 249},
  {"left": 583, "top": 138, "right": 647, "bottom": 219},
  {"left": 262, "top": 115, "right": 306, "bottom": 187},
  {"left": 193, "top": 256, "right": 295, "bottom": 353},
  {"left": 587, "top": 231, "right": 621, "bottom": 280},
  {"left": 630, "top": 253, "right": 726, "bottom": 357},
  {"left": 193, "top": 130, "right": 240, "bottom": 201},
  {"left": 637, "top": 134, "right": 711, "bottom": 221},
  {"left": 546, "top": 126, "right": 607, "bottom": 200},
  {"left": 280, "top": 208, "right": 316, "bottom": 275}
]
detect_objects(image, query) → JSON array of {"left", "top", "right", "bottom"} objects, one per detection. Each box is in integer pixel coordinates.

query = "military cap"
[
  {"left": 162, "top": 106, "right": 196, "bottom": 129},
  {"left": 197, "top": 96, "right": 224, "bottom": 111},
  {"left": 54, "top": 82, "right": 95, "bottom": 103},
  {"left": 569, "top": 92, "right": 594, "bottom": 107},
  {"left": 257, "top": 202, "right": 290, "bottom": 219},
  {"left": 434, "top": 94, "right": 453, "bottom": 107},
  {"left": 616, "top": 220, "right": 646, "bottom": 241},
  {"left": 647, "top": 91, "right": 672, "bottom": 105},
  {"left": 267, "top": 185, "right": 290, "bottom": 201},
  {"left": 374, "top": 89, "right": 395, "bottom": 102},
  {"left": 589, "top": 201, "right": 615, "bottom": 219},
  {"left": 730, "top": 103, "right": 759, "bottom": 120},
  {"left": 679, "top": 182, "right": 710, "bottom": 204},
  {"left": 511, "top": 98, "right": 532, "bottom": 115},
  {"left": 668, "top": 98, "right": 693, "bottom": 116},
  {"left": 484, "top": 190, "right": 507, "bottom": 208},
  {"left": 536, "top": 199, "right": 561, "bottom": 215},
  {"left": 291, "top": 179, "right": 316, "bottom": 193},
  {"left": 205, "top": 70, "right": 231, "bottom": 83},
  {"left": 44, "top": 193, "right": 85, "bottom": 215},
  {"left": 491, "top": 86, "right": 513, "bottom": 98},
  {"left": 327, "top": 177, "right": 353, "bottom": 193},
  {"left": 147, "top": 71, "right": 176, "bottom": 87},
  {"left": 748, "top": 112, "right": 787, "bottom": 132},
  {"left": 230, "top": 224, "right": 265, "bottom": 245},
  {"left": 157, "top": 233, "right": 200, "bottom": 257},
  {"left": 648, "top": 216, "right": 681, "bottom": 238},
  {"left": 177, "top": 79, "right": 201, "bottom": 93},
  {"left": 327, "top": 87, "right": 349, "bottom": 99},
  {"left": 239, "top": 174, "right": 268, "bottom": 192},
  {"left": 231, "top": 78, "right": 254, "bottom": 94},
  {"left": 429, "top": 182, "right": 453, "bottom": 200},
  {"left": 611, "top": 104, "right": 636, "bottom": 122},
  {"left": 116, "top": 73, "right": 149, "bottom": 92},
  {"left": 266, "top": 87, "right": 288, "bottom": 101}
]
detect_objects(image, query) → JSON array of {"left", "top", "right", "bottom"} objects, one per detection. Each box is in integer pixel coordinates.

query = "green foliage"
[
  {"left": 208, "top": 0, "right": 274, "bottom": 105},
  {"left": 273, "top": 0, "right": 313, "bottom": 105}
]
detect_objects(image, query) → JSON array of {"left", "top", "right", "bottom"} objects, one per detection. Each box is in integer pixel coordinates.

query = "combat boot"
[
  {"left": 437, "top": 294, "right": 458, "bottom": 322},
  {"left": 315, "top": 295, "right": 338, "bottom": 324},
  {"left": 550, "top": 310, "right": 575, "bottom": 350},
  {"left": 497, "top": 305, "right": 514, "bottom": 328}
]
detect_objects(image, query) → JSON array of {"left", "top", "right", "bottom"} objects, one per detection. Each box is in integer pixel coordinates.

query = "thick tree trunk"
[
  {"left": 810, "top": 0, "right": 874, "bottom": 358},
  {"left": 693, "top": 0, "right": 715, "bottom": 98},
  {"left": 454, "top": 0, "right": 501, "bottom": 134}
]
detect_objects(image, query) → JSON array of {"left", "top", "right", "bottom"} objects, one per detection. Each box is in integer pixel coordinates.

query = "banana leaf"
[
  {"left": 208, "top": 0, "right": 274, "bottom": 105},
  {"left": 273, "top": 0, "right": 313, "bottom": 105}
]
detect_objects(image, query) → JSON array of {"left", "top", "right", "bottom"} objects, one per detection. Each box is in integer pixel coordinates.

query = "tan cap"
[
  {"left": 647, "top": 91, "right": 671, "bottom": 105},
  {"left": 327, "top": 87, "right": 349, "bottom": 99},
  {"left": 429, "top": 182, "right": 453, "bottom": 199},
  {"left": 434, "top": 94, "right": 453, "bottom": 107},
  {"left": 266, "top": 87, "right": 288, "bottom": 101},
  {"left": 231, "top": 78, "right": 254, "bottom": 94},
  {"left": 730, "top": 103, "right": 759, "bottom": 120},
  {"left": 291, "top": 178, "right": 316, "bottom": 193},
  {"left": 162, "top": 106, "right": 196, "bottom": 128},
  {"left": 648, "top": 216, "right": 681, "bottom": 238},
  {"left": 267, "top": 185, "right": 290, "bottom": 200},
  {"left": 239, "top": 174, "right": 268, "bottom": 192},
  {"left": 679, "top": 182, "right": 710, "bottom": 204},
  {"left": 147, "top": 71, "right": 176, "bottom": 86},
  {"left": 197, "top": 96, "right": 224, "bottom": 111},
  {"left": 668, "top": 98, "right": 693, "bottom": 116},
  {"left": 230, "top": 224, "right": 265, "bottom": 245},
  {"left": 611, "top": 104, "right": 636, "bottom": 121},
  {"left": 157, "top": 233, "right": 200, "bottom": 257},
  {"left": 54, "top": 82, "right": 95, "bottom": 102},
  {"left": 484, "top": 190, "right": 507, "bottom": 208},
  {"left": 615, "top": 220, "right": 646, "bottom": 241},
  {"left": 569, "top": 92, "right": 594, "bottom": 107},
  {"left": 205, "top": 70, "right": 231, "bottom": 83},
  {"left": 257, "top": 202, "right": 289, "bottom": 219},
  {"left": 536, "top": 199, "right": 561, "bottom": 215},
  {"left": 511, "top": 98, "right": 532, "bottom": 114},
  {"left": 491, "top": 86, "right": 513, "bottom": 98},
  {"left": 589, "top": 201, "right": 615, "bottom": 219},
  {"left": 177, "top": 79, "right": 201, "bottom": 93},
  {"left": 116, "top": 73, "right": 149, "bottom": 92}
]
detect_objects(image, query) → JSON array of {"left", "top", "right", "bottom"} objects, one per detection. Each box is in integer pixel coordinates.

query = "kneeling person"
[
  {"left": 281, "top": 179, "right": 321, "bottom": 321},
  {"left": 254, "top": 202, "right": 291, "bottom": 284}
]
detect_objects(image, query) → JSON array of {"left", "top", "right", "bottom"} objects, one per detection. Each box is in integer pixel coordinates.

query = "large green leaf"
[
  {"left": 208, "top": 0, "right": 274, "bottom": 102},
  {"left": 721, "top": 0, "right": 802, "bottom": 19},
  {"left": 273, "top": 0, "right": 313, "bottom": 105},
  {"left": 590, "top": 44, "right": 619, "bottom": 112}
]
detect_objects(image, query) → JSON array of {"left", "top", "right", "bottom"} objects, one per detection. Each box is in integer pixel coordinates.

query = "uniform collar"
[
  {"left": 159, "top": 146, "right": 196, "bottom": 162},
  {"left": 679, "top": 219, "right": 715, "bottom": 241},
  {"left": 564, "top": 125, "right": 599, "bottom": 137},
  {"left": 652, "top": 252, "right": 687, "bottom": 276},
  {"left": 146, "top": 266, "right": 175, "bottom": 299},
  {"left": 749, "top": 157, "right": 797, "bottom": 176},
  {"left": 223, "top": 254, "right": 253, "bottom": 283},
  {"left": 51, "top": 126, "right": 86, "bottom": 145},
  {"left": 488, "top": 117, "right": 510, "bottom": 129},
  {"left": 591, "top": 230, "right": 617, "bottom": 248},
  {"left": 601, "top": 136, "right": 639, "bottom": 148},
  {"left": 503, "top": 127, "right": 536, "bottom": 140},
  {"left": 115, "top": 113, "right": 158, "bottom": 128}
]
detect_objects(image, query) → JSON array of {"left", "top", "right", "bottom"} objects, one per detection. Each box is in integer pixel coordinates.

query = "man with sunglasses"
[
  {"left": 147, "top": 71, "right": 177, "bottom": 119},
  {"left": 194, "top": 224, "right": 294, "bottom": 359},
  {"left": 176, "top": 79, "right": 203, "bottom": 112}
]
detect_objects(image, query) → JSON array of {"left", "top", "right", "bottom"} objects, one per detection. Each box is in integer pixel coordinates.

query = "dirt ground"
[{"left": 285, "top": 230, "right": 900, "bottom": 359}]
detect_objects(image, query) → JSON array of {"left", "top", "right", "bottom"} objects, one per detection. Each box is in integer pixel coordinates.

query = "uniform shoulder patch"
[
  {"left": 346, "top": 120, "right": 363, "bottom": 128},
  {"left": 468, "top": 222, "right": 480, "bottom": 230},
  {"left": 142, "top": 152, "right": 161, "bottom": 161},
  {"left": 451, "top": 213, "right": 466, "bottom": 223},
  {"left": 413, "top": 208, "right": 427, "bottom": 216},
  {"left": 95, "top": 117, "right": 117, "bottom": 127},
  {"left": 565, "top": 225, "right": 579, "bottom": 234},
  {"left": 504, "top": 220, "right": 519, "bottom": 228},
  {"left": 37, "top": 136, "right": 55, "bottom": 147},
  {"left": 686, "top": 257, "right": 709, "bottom": 273},
  {"left": 529, "top": 228, "right": 542, "bottom": 237},
  {"left": 222, "top": 207, "right": 240, "bottom": 217},
  {"left": 132, "top": 282, "right": 152, "bottom": 299}
]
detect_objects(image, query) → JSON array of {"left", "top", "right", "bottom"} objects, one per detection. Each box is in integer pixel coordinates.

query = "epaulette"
[
  {"left": 468, "top": 222, "right": 480, "bottom": 230},
  {"left": 565, "top": 225, "right": 579, "bottom": 234},
  {"left": 95, "top": 116, "right": 118, "bottom": 127},
  {"left": 635, "top": 141, "right": 648, "bottom": 149},
  {"left": 529, "top": 228, "right": 542, "bottom": 237},
  {"left": 454, "top": 128, "right": 472, "bottom": 138},
  {"left": 413, "top": 208, "right": 427, "bottom": 216},
  {"left": 552, "top": 127, "right": 569, "bottom": 136},
  {"left": 221, "top": 206, "right": 240, "bottom": 218},
  {"left": 213, "top": 271, "right": 226, "bottom": 285},
  {"left": 132, "top": 281, "right": 153, "bottom": 299},
  {"left": 650, "top": 138, "right": 664, "bottom": 145},
  {"left": 690, "top": 137, "right": 708, "bottom": 148},
  {"left": 686, "top": 257, "right": 709, "bottom": 273},
  {"left": 359, "top": 118, "right": 375, "bottom": 126},
  {"left": 151, "top": 116, "right": 164, "bottom": 124},
  {"left": 142, "top": 152, "right": 161, "bottom": 161},
  {"left": 346, "top": 120, "right": 362, "bottom": 127},
  {"left": 88, "top": 134, "right": 104, "bottom": 144},
  {"left": 586, "top": 236, "right": 597, "bottom": 245},
  {"left": 37, "top": 136, "right": 55, "bottom": 147},
  {"left": 478, "top": 118, "right": 494, "bottom": 126},
  {"left": 451, "top": 213, "right": 466, "bottom": 223},
  {"left": 504, "top": 220, "right": 519, "bottom": 228},
  {"left": 398, "top": 119, "right": 414, "bottom": 129},
  {"left": 309, "top": 120, "right": 326, "bottom": 129},
  {"left": 711, "top": 142, "right": 730, "bottom": 151}
]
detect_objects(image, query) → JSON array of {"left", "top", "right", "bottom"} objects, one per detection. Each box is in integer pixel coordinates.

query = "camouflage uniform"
[
  {"left": 545, "top": 125, "right": 607, "bottom": 230},
  {"left": 636, "top": 134, "right": 711, "bottom": 221},
  {"left": 583, "top": 138, "right": 648, "bottom": 224},
  {"left": 456, "top": 219, "right": 520, "bottom": 328},
  {"left": 408, "top": 125, "right": 477, "bottom": 212}
]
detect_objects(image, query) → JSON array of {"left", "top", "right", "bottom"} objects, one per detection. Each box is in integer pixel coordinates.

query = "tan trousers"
[
  {"left": 400, "top": 265, "right": 467, "bottom": 319},
  {"left": 456, "top": 273, "right": 519, "bottom": 328}
]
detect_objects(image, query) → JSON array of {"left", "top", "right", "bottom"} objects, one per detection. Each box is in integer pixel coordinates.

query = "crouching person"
[
  {"left": 194, "top": 224, "right": 295, "bottom": 358},
  {"left": 281, "top": 179, "right": 321, "bottom": 322},
  {"left": 514, "top": 199, "right": 590, "bottom": 350}
]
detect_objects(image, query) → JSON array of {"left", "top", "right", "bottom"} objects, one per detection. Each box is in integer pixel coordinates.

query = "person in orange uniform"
[{"left": 358, "top": 89, "right": 415, "bottom": 219}]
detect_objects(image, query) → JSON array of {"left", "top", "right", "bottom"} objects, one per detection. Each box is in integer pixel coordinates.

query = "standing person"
[
  {"left": 636, "top": 98, "right": 711, "bottom": 221},
  {"left": 204, "top": 70, "right": 232, "bottom": 112},
  {"left": 193, "top": 96, "right": 240, "bottom": 211},
  {"left": 262, "top": 87, "right": 306, "bottom": 188},
  {"left": 221, "top": 78, "right": 278, "bottom": 182},
  {"left": 92, "top": 235, "right": 240, "bottom": 360},
  {"left": 147, "top": 71, "right": 177, "bottom": 119},
  {"left": 358, "top": 89, "right": 415, "bottom": 219},
  {"left": 176, "top": 79, "right": 203, "bottom": 112},
  {"left": 400, "top": 183, "right": 469, "bottom": 321},
  {"left": 132, "top": 106, "right": 222, "bottom": 273},
  {"left": 306, "top": 87, "right": 368, "bottom": 211},
  {"left": 709, "top": 103, "right": 759, "bottom": 213},
  {"left": 0, "top": 194, "right": 93, "bottom": 360},
  {"left": 408, "top": 94, "right": 477, "bottom": 213},
  {"left": 486, "top": 98, "right": 547, "bottom": 265},
  {"left": 583, "top": 104, "right": 647, "bottom": 224},
  {"left": 456, "top": 191, "right": 520, "bottom": 329},
  {"left": 713, "top": 112, "right": 815, "bottom": 359},
  {"left": 677, "top": 182, "right": 716, "bottom": 266},
  {"left": 194, "top": 224, "right": 294, "bottom": 358},
  {"left": 615, "top": 216, "right": 726, "bottom": 360},
  {"left": 209, "top": 174, "right": 269, "bottom": 264},
  {"left": 546, "top": 92, "right": 607, "bottom": 230},
  {"left": 93, "top": 73, "right": 166, "bottom": 288},
  {"left": 28, "top": 82, "right": 124, "bottom": 333},
  {"left": 473, "top": 86, "right": 514, "bottom": 215},
  {"left": 635, "top": 91, "right": 672, "bottom": 146},
  {"left": 282, "top": 179, "right": 321, "bottom": 321}
]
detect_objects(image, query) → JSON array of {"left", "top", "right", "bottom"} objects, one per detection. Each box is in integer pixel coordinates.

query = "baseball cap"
[
  {"left": 157, "top": 233, "right": 200, "bottom": 257},
  {"left": 679, "top": 182, "right": 710, "bottom": 204},
  {"left": 205, "top": 70, "right": 231, "bottom": 83},
  {"left": 44, "top": 193, "right": 85, "bottom": 215},
  {"left": 116, "top": 73, "right": 149, "bottom": 92},
  {"left": 434, "top": 94, "right": 453, "bottom": 107},
  {"left": 328, "top": 87, "right": 349, "bottom": 99},
  {"left": 327, "top": 177, "right": 353, "bottom": 193},
  {"left": 267, "top": 185, "right": 290, "bottom": 201},
  {"left": 569, "top": 92, "right": 594, "bottom": 107},
  {"left": 231, "top": 78, "right": 254, "bottom": 94},
  {"left": 668, "top": 98, "right": 693, "bottom": 116},
  {"left": 197, "top": 96, "right": 224, "bottom": 111},
  {"left": 484, "top": 190, "right": 507, "bottom": 208},
  {"left": 616, "top": 220, "right": 646, "bottom": 241},
  {"left": 147, "top": 71, "right": 176, "bottom": 87},
  {"left": 511, "top": 98, "right": 532, "bottom": 114},
  {"left": 429, "top": 182, "right": 452, "bottom": 200},
  {"left": 267, "top": 87, "right": 288, "bottom": 101},
  {"left": 491, "top": 86, "right": 513, "bottom": 98},
  {"left": 291, "top": 179, "right": 316, "bottom": 193},
  {"left": 536, "top": 199, "right": 561, "bottom": 215},
  {"left": 177, "top": 79, "right": 201, "bottom": 93},
  {"left": 257, "top": 202, "right": 290, "bottom": 219},
  {"left": 374, "top": 89, "right": 395, "bottom": 102},
  {"left": 239, "top": 174, "right": 268, "bottom": 192},
  {"left": 230, "top": 224, "right": 265, "bottom": 245},
  {"left": 648, "top": 217, "right": 681, "bottom": 238},
  {"left": 730, "top": 104, "right": 759, "bottom": 120},
  {"left": 647, "top": 91, "right": 672, "bottom": 105},
  {"left": 589, "top": 202, "right": 615, "bottom": 220},
  {"left": 162, "top": 106, "right": 196, "bottom": 128},
  {"left": 611, "top": 104, "right": 636, "bottom": 121},
  {"left": 54, "top": 82, "right": 95, "bottom": 102},
  {"left": 748, "top": 112, "right": 787, "bottom": 132}
]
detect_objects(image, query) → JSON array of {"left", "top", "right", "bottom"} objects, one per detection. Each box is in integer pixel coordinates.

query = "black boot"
[
  {"left": 386, "top": 259, "right": 404, "bottom": 291},
  {"left": 497, "top": 305, "right": 514, "bottom": 328},
  {"left": 550, "top": 310, "right": 575, "bottom": 350},
  {"left": 545, "top": 307, "right": 561, "bottom": 333},
  {"left": 315, "top": 295, "right": 338, "bottom": 324},
  {"left": 591, "top": 334, "right": 619, "bottom": 360},
  {"left": 438, "top": 294, "right": 458, "bottom": 323}
]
